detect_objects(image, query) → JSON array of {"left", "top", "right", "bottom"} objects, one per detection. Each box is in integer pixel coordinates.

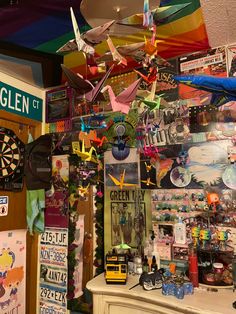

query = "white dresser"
[{"left": 86, "top": 273, "right": 236, "bottom": 314}]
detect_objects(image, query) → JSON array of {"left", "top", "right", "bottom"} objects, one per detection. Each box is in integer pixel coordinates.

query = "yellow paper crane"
[
  {"left": 77, "top": 183, "right": 90, "bottom": 198},
  {"left": 72, "top": 140, "right": 99, "bottom": 164},
  {"left": 108, "top": 169, "right": 137, "bottom": 189},
  {"left": 141, "top": 177, "right": 156, "bottom": 186}
]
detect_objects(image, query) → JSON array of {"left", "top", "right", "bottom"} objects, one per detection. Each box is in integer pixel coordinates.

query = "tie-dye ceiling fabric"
[{"left": 0, "top": 0, "right": 209, "bottom": 77}]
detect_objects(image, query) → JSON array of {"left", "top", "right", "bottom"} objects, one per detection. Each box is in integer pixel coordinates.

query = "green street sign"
[{"left": 0, "top": 82, "right": 43, "bottom": 121}]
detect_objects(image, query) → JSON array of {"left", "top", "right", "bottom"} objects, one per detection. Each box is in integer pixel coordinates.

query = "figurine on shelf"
[
  {"left": 206, "top": 192, "right": 222, "bottom": 213},
  {"left": 216, "top": 229, "right": 231, "bottom": 251},
  {"left": 199, "top": 228, "right": 211, "bottom": 250},
  {"left": 191, "top": 226, "right": 200, "bottom": 248}
]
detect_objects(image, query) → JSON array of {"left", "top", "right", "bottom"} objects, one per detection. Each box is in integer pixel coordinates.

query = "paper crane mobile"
[
  {"left": 102, "top": 78, "right": 141, "bottom": 114},
  {"left": 108, "top": 169, "right": 137, "bottom": 189},
  {"left": 61, "top": 64, "right": 114, "bottom": 103},
  {"left": 57, "top": 7, "right": 115, "bottom": 55},
  {"left": 72, "top": 140, "right": 99, "bottom": 163},
  {"left": 134, "top": 67, "right": 157, "bottom": 85}
]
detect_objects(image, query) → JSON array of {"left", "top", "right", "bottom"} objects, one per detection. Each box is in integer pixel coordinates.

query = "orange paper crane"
[{"left": 108, "top": 169, "right": 137, "bottom": 189}]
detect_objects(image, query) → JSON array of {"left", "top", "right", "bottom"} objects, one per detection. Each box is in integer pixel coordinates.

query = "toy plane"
[
  {"left": 102, "top": 79, "right": 141, "bottom": 114},
  {"left": 141, "top": 177, "right": 156, "bottom": 186},
  {"left": 57, "top": 7, "right": 115, "bottom": 55},
  {"left": 72, "top": 140, "right": 99, "bottom": 163},
  {"left": 108, "top": 169, "right": 137, "bottom": 189},
  {"left": 174, "top": 75, "right": 236, "bottom": 107}
]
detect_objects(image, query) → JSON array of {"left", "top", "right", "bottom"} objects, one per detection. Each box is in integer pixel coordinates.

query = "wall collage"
[
  {"left": 2, "top": 50, "right": 236, "bottom": 312},
  {"left": 36, "top": 43, "right": 236, "bottom": 311}
]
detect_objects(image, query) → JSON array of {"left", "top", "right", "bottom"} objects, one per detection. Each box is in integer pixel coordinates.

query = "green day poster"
[
  {"left": 39, "top": 227, "right": 68, "bottom": 312},
  {"left": 0, "top": 229, "right": 26, "bottom": 313},
  {"left": 104, "top": 188, "right": 152, "bottom": 254}
]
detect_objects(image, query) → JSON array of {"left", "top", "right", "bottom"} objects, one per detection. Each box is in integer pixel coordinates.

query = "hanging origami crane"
[
  {"left": 96, "top": 42, "right": 146, "bottom": 64},
  {"left": 102, "top": 79, "right": 141, "bottom": 114},
  {"left": 137, "top": 80, "right": 169, "bottom": 111},
  {"left": 57, "top": 7, "right": 115, "bottom": 55},
  {"left": 117, "top": 1, "right": 191, "bottom": 28},
  {"left": 174, "top": 75, "right": 236, "bottom": 107},
  {"left": 61, "top": 64, "right": 114, "bottom": 103},
  {"left": 72, "top": 140, "right": 99, "bottom": 163},
  {"left": 106, "top": 36, "right": 128, "bottom": 66},
  {"left": 108, "top": 169, "right": 137, "bottom": 189},
  {"left": 134, "top": 67, "right": 158, "bottom": 84}
]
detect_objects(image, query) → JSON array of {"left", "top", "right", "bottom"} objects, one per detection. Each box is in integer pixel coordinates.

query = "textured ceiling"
[{"left": 200, "top": 0, "right": 236, "bottom": 47}]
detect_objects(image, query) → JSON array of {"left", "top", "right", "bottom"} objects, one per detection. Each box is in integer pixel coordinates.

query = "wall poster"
[{"left": 0, "top": 229, "right": 26, "bottom": 313}]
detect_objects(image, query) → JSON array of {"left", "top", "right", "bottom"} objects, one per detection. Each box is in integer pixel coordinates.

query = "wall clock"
[{"left": 0, "top": 127, "right": 25, "bottom": 191}]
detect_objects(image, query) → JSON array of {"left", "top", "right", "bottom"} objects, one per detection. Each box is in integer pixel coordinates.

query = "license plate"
[
  {"left": 39, "top": 301, "right": 67, "bottom": 314},
  {"left": 40, "top": 264, "right": 67, "bottom": 287},
  {"left": 40, "top": 245, "right": 67, "bottom": 267},
  {"left": 40, "top": 284, "right": 67, "bottom": 307},
  {"left": 40, "top": 228, "right": 68, "bottom": 247}
]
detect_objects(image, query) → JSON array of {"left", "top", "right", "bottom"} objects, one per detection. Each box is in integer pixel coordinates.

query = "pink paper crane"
[
  {"left": 61, "top": 64, "right": 114, "bottom": 103},
  {"left": 102, "top": 79, "right": 141, "bottom": 114}
]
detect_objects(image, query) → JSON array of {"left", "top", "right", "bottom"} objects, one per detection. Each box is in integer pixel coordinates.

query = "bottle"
[
  {"left": 151, "top": 255, "right": 158, "bottom": 272},
  {"left": 142, "top": 255, "right": 149, "bottom": 273},
  {"left": 188, "top": 244, "right": 199, "bottom": 287},
  {"left": 174, "top": 217, "right": 186, "bottom": 245}
]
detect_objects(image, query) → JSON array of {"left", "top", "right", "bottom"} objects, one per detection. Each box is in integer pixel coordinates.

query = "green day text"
[
  {"left": 0, "top": 82, "right": 43, "bottom": 121},
  {"left": 110, "top": 190, "right": 145, "bottom": 201}
]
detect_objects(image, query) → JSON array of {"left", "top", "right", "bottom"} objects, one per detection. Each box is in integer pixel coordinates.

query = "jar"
[
  {"left": 213, "top": 263, "right": 224, "bottom": 274},
  {"left": 134, "top": 256, "right": 143, "bottom": 275}
]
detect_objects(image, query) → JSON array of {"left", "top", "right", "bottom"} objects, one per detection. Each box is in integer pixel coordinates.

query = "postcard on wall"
[
  {"left": 0, "top": 229, "right": 26, "bottom": 313},
  {"left": 39, "top": 301, "right": 67, "bottom": 314},
  {"left": 104, "top": 148, "right": 140, "bottom": 188},
  {"left": 178, "top": 46, "right": 227, "bottom": 102}
]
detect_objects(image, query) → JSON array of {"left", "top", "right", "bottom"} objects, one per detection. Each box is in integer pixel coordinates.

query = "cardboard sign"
[{"left": 0, "top": 196, "right": 8, "bottom": 216}]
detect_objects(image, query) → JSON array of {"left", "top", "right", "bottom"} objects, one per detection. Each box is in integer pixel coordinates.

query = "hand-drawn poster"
[
  {"left": 148, "top": 140, "right": 230, "bottom": 189},
  {"left": 178, "top": 46, "right": 227, "bottom": 102},
  {"left": 39, "top": 228, "right": 68, "bottom": 312},
  {"left": 45, "top": 155, "right": 69, "bottom": 228},
  {"left": 0, "top": 229, "right": 26, "bottom": 313},
  {"left": 104, "top": 189, "right": 151, "bottom": 253}
]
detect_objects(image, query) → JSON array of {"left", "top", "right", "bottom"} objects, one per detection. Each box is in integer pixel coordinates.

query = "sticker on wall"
[
  {"left": 0, "top": 196, "right": 8, "bottom": 216},
  {"left": 222, "top": 164, "right": 236, "bottom": 190},
  {"left": 170, "top": 166, "right": 192, "bottom": 188},
  {"left": 0, "top": 229, "right": 26, "bottom": 313}
]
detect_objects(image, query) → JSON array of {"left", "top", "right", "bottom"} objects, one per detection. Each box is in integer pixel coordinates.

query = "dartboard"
[{"left": 0, "top": 127, "right": 25, "bottom": 191}]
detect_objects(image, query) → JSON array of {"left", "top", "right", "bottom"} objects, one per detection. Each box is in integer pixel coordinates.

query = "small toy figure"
[
  {"left": 199, "top": 229, "right": 211, "bottom": 250},
  {"left": 216, "top": 230, "right": 231, "bottom": 251},
  {"left": 207, "top": 192, "right": 222, "bottom": 212},
  {"left": 191, "top": 226, "right": 200, "bottom": 247}
]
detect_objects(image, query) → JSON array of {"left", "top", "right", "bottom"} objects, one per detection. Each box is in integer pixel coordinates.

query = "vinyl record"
[
  {"left": 222, "top": 164, "right": 236, "bottom": 190},
  {"left": 170, "top": 166, "right": 191, "bottom": 187}
]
